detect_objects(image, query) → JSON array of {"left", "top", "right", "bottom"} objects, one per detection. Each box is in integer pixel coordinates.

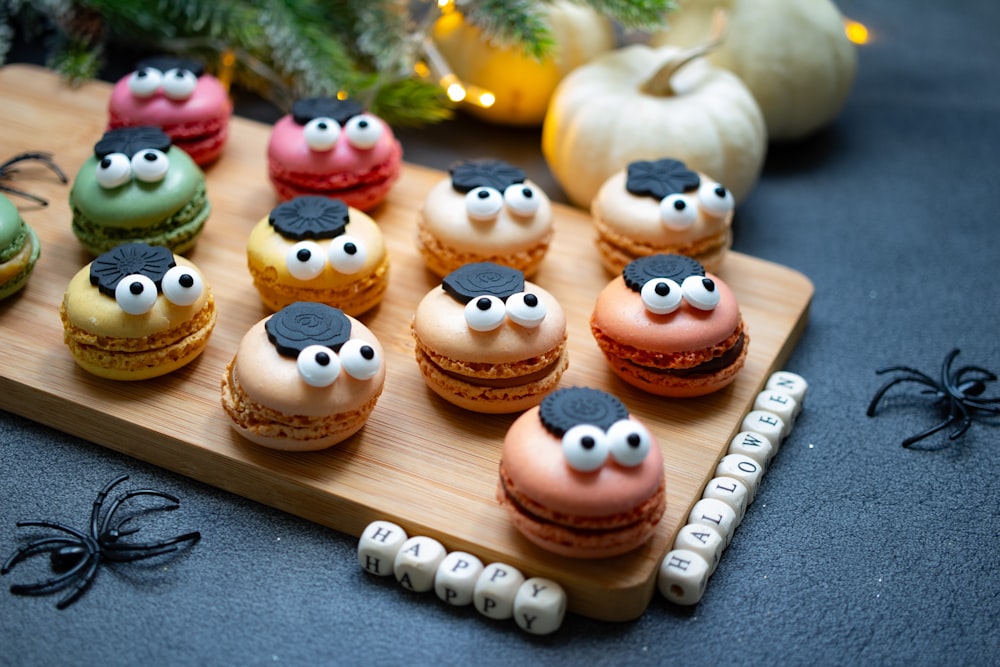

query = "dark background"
[{"left": 3, "top": 1, "right": 1000, "bottom": 664}]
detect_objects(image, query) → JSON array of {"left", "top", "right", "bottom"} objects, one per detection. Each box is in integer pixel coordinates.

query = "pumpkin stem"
[{"left": 639, "top": 8, "right": 728, "bottom": 96}]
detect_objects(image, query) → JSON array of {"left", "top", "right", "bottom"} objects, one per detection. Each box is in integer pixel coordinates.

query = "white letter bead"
[
  {"left": 658, "top": 549, "right": 710, "bottom": 606},
  {"left": 473, "top": 562, "right": 525, "bottom": 620},
  {"left": 753, "top": 390, "right": 798, "bottom": 434},
  {"left": 702, "top": 476, "right": 749, "bottom": 524},
  {"left": 766, "top": 371, "right": 808, "bottom": 404},
  {"left": 741, "top": 410, "right": 786, "bottom": 449},
  {"left": 358, "top": 520, "right": 408, "bottom": 577},
  {"left": 434, "top": 551, "right": 484, "bottom": 606},
  {"left": 729, "top": 430, "right": 775, "bottom": 469},
  {"left": 673, "top": 523, "right": 725, "bottom": 575},
  {"left": 687, "top": 497, "right": 738, "bottom": 547},
  {"left": 715, "top": 454, "right": 763, "bottom": 504},
  {"left": 514, "top": 577, "right": 567, "bottom": 635},
  {"left": 393, "top": 536, "right": 446, "bottom": 593}
]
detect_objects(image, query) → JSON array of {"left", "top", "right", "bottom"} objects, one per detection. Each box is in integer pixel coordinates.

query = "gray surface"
[{"left": 3, "top": 1, "right": 1000, "bottom": 664}]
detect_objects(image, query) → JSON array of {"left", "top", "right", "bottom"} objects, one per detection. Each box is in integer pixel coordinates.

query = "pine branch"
[
  {"left": 578, "top": 0, "right": 674, "bottom": 29},
  {"left": 459, "top": 0, "right": 554, "bottom": 60}
]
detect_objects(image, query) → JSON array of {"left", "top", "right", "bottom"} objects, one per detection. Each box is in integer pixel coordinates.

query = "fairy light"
[
  {"left": 217, "top": 48, "right": 236, "bottom": 92},
  {"left": 421, "top": 35, "right": 495, "bottom": 109},
  {"left": 844, "top": 19, "right": 870, "bottom": 45}
]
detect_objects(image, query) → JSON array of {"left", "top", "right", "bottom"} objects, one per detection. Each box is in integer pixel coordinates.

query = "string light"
[
  {"left": 420, "top": 35, "right": 495, "bottom": 109},
  {"left": 844, "top": 19, "right": 870, "bottom": 45}
]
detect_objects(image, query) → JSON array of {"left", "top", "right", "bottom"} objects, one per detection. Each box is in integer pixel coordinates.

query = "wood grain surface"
[{"left": 0, "top": 64, "right": 812, "bottom": 621}]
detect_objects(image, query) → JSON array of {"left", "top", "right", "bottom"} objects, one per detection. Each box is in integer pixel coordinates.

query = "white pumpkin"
[
  {"left": 542, "top": 44, "right": 766, "bottom": 209},
  {"left": 651, "top": 0, "right": 857, "bottom": 141}
]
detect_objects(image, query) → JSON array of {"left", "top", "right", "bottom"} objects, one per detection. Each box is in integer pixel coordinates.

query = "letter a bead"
[
  {"left": 434, "top": 551, "right": 484, "bottom": 606},
  {"left": 358, "top": 520, "right": 408, "bottom": 577},
  {"left": 673, "top": 523, "right": 725, "bottom": 575},
  {"left": 658, "top": 549, "right": 710, "bottom": 606},
  {"left": 514, "top": 578, "right": 567, "bottom": 635},
  {"left": 393, "top": 536, "right": 446, "bottom": 593},
  {"left": 473, "top": 562, "right": 525, "bottom": 620}
]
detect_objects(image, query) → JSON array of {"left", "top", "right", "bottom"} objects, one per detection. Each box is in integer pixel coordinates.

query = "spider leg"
[
  {"left": 0, "top": 151, "right": 68, "bottom": 182},
  {"left": 102, "top": 531, "right": 201, "bottom": 562},
  {"left": 54, "top": 557, "right": 102, "bottom": 610},
  {"left": 867, "top": 376, "right": 940, "bottom": 416},
  {"left": 91, "top": 475, "right": 131, "bottom": 536},
  {"left": 1, "top": 537, "right": 78, "bottom": 573},
  {"left": 901, "top": 414, "right": 957, "bottom": 448},
  {"left": 99, "top": 489, "right": 181, "bottom": 537},
  {"left": 0, "top": 184, "right": 51, "bottom": 207},
  {"left": 14, "top": 520, "right": 88, "bottom": 541},
  {"left": 874, "top": 365, "right": 938, "bottom": 383},
  {"left": 8, "top": 548, "right": 96, "bottom": 598}
]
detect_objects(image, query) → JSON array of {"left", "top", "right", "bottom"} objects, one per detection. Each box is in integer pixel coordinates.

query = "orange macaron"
[
  {"left": 590, "top": 254, "right": 748, "bottom": 397},
  {"left": 497, "top": 387, "right": 666, "bottom": 559}
]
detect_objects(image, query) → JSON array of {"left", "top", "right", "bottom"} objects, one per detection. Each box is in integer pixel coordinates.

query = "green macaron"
[{"left": 0, "top": 193, "right": 41, "bottom": 300}]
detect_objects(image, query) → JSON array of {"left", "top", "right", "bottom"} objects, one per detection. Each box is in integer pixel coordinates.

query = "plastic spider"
[
  {"left": 0, "top": 151, "right": 68, "bottom": 206},
  {"left": 2, "top": 475, "right": 201, "bottom": 609},
  {"left": 866, "top": 348, "right": 1000, "bottom": 448}
]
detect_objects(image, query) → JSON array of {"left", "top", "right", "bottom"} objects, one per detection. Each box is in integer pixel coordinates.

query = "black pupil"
[
  {"left": 142, "top": 152, "right": 157, "bottom": 162},
  {"left": 344, "top": 242, "right": 357, "bottom": 255},
  {"left": 655, "top": 281, "right": 670, "bottom": 296},
  {"left": 179, "top": 273, "right": 194, "bottom": 288},
  {"left": 137, "top": 70, "right": 149, "bottom": 78},
  {"left": 297, "top": 248, "right": 312, "bottom": 262},
  {"left": 580, "top": 436, "right": 595, "bottom": 450},
  {"left": 360, "top": 345, "right": 374, "bottom": 360},
  {"left": 174, "top": 71, "right": 185, "bottom": 79},
  {"left": 715, "top": 186, "right": 726, "bottom": 198},
  {"left": 317, "top": 122, "right": 327, "bottom": 130},
  {"left": 627, "top": 433, "right": 641, "bottom": 448},
  {"left": 673, "top": 200, "right": 686, "bottom": 211},
  {"left": 477, "top": 190, "right": 490, "bottom": 200},
  {"left": 524, "top": 293, "right": 538, "bottom": 307},
  {"left": 358, "top": 120, "right": 368, "bottom": 129},
  {"left": 521, "top": 187, "right": 533, "bottom": 199},
  {"left": 703, "top": 278, "right": 716, "bottom": 292},
  {"left": 315, "top": 351, "right": 330, "bottom": 366},
  {"left": 100, "top": 157, "right": 112, "bottom": 168},
  {"left": 476, "top": 297, "right": 492, "bottom": 311},
  {"left": 129, "top": 281, "right": 144, "bottom": 295}
]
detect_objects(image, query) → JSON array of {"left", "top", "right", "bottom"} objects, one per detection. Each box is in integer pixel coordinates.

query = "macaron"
[
  {"left": 107, "top": 55, "right": 232, "bottom": 166},
  {"left": 267, "top": 97, "right": 402, "bottom": 210},
  {"left": 69, "top": 126, "right": 211, "bottom": 255},
  {"left": 497, "top": 387, "right": 666, "bottom": 559},
  {"left": 411, "top": 262, "right": 568, "bottom": 414},
  {"left": 60, "top": 243, "right": 217, "bottom": 380},
  {"left": 221, "top": 302, "right": 386, "bottom": 451},
  {"left": 591, "top": 158, "right": 735, "bottom": 274},
  {"left": 417, "top": 159, "right": 553, "bottom": 278},
  {"left": 590, "top": 254, "right": 748, "bottom": 398},
  {"left": 0, "top": 193, "right": 41, "bottom": 300}
]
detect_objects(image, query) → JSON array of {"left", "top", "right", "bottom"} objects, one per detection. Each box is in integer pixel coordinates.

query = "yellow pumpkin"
[
  {"left": 542, "top": 43, "right": 766, "bottom": 209},
  {"left": 431, "top": 1, "right": 616, "bottom": 126},
  {"left": 651, "top": 0, "right": 857, "bottom": 141}
]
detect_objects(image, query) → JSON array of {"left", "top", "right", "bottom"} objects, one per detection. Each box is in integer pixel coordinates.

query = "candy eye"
[
  {"left": 503, "top": 183, "right": 540, "bottom": 217},
  {"left": 127, "top": 67, "right": 162, "bottom": 98},
  {"left": 344, "top": 114, "right": 383, "bottom": 149},
  {"left": 640, "top": 278, "right": 683, "bottom": 315},
  {"left": 465, "top": 187, "right": 504, "bottom": 221},
  {"left": 297, "top": 345, "right": 341, "bottom": 387},
  {"left": 304, "top": 117, "right": 340, "bottom": 151},
  {"left": 115, "top": 274, "right": 158, "bottom": 315},
  {"left": 697, "top": 181, "right": 734, "bottom": 217},
  {"left": 161, "top": 265, "right": 204, "bottom": 306},
  {"left": 659, "top": 194, "right": 699, "bottom": 230},
  {"left": 339, "top": 338, "right": 381, "bottom": 380},
  {"left": 286, "top": 241, "right": 326, "bottom": 280},
  {"left": 96, "top": 153, "right": 132, "bottom": 189},
  {"left": 327, "top": 235, "right": 367, "bottom": 274},
  {"left": 131, "top": 149, "right": 169, "bottom": 183},
  {"left": 561, "top": 424, "right": 609, "bottom": 472},
  {"left": 505, "top": 291, "right": 546, "bottom": 328},
  {"left": 606, "top": 419, "right": 652, "bottom": 467},
  {"left": 464, "top": 295, "right": 505, "bottom": 332},
  {"left": 161, "top": 68, "right": 198, "bottom": 100},
  {"left": 681, "top": 275, "right": 720, "bottom": 310}
]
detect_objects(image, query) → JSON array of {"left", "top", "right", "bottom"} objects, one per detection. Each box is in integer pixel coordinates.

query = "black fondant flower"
[
  {"left": 89, "top": 243, "right": 176, "bottom": 296},
  {"left": 291, "top": 97, "right": 365, "bottom": 125},
  {"left": 539, "top": 387, "right": 629, "bottom": 437},
  {"left": 449, "top": 159, "right": 525, "bottom": 193},
  {"left": 441, "top": 262, "right": 524, "bottom": 304},
  {"left": 625, "top": 159, "right": 700, "bottom": 200},
  {"left": 269, "top": 196, "right": 350, "bottom": 240},
  {"left": 265, "top": 302, "right": 352, "bottom": 357},
  {"left": 94, "top": 127, "right": 172, "bottom": 158},
  {"left": 135, "top": 55, "right": 205, "bottom": 78},
  {"left": 623, "top": 254, "right": 704, "bottom": 293}
]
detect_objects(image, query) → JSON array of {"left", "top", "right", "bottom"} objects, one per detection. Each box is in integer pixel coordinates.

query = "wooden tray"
[{"left": 0, "top": 64, "right": 812, "bottom": 622}]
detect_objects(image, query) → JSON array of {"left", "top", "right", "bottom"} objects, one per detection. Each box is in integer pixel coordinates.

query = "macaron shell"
[
  {"left": 108, "top": 73, "right": 232, "bottom": 128},
  {"left": 0, "top": 224, "right": 40, "bottom": 299}
]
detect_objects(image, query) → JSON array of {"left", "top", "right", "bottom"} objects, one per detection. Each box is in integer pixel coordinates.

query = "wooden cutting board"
[{"left": 0, "top": 64, "right": 812, "bottom": 621}]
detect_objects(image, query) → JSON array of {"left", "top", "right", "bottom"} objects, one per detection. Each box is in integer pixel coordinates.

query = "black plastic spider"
[
  {"left": 2, "top": 475, "right": 201, "bottom": 609},
  {"left": 0, "top": 151, "right": 68, "bottom": 206},
  {"left": 866, "top": 348, "right": 1000, "bottom": 448}
]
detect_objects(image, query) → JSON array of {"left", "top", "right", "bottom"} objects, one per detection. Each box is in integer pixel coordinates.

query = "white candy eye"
[
  {"left": 464, "top": 295, "right": 505, "bottom": 332},
  {"left": 161, "top": 265, "right": 204, "bottom": 306},
  {"left": 659, "top": 194, "right": 699, "bottom": 230},
  {"left": 131, "top": 149, "right": 169, "bottom": 183},
  {"left": 681, "top": 275, "right": 721, "bottom": 310},
  {"left": 115, "top": 274, "right": 158, "bottom": 315},
  {"left": 698, "top": 181, "right": 734, "bottom": 217},
  {"left": 465, "top": 187, "right": 504, "bottom": 221},
  {"left": 503, "top": 183, "right": 540, "bottom": 217},
  {"left": 338, "top": 338, "right": 381, "bottom": 380},
  {"left": 607, "top": 419, "right": 652, "bottom": 467},
  {"left": 344, "top": 114, "right": 383, "bottom": 149},
  {"left": 640, "top": 278, "right": 683, "bottom": 315},
  {"left": 297, "top": 345, "right": 341, "bottom": 387},
  {"left": 161, "top": 68, "right": 198, "bottom": 100},
  {"left": 127, "top": 67, "right": 162, "bottom": 98},
  {"left": 286, "top": 241, "right": 325, "bottom": 280},
  {"left": 327, "top": 235, "right": 367, "bottom": 274},
  {"left": 505, "top": 291, "right": 546, "bottom": 328},
  {"left": 96, "top": 153, "right": 132, "bottom": 189},
  {"left": 562, "top": 424, "right": 609, "bottom": 472},
  {"left": 304, "top": 117, "right": 340, "bottom": 151}
]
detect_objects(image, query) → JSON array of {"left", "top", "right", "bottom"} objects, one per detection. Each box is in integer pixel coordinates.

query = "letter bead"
[
  {"left": 358, "top": 520, "right": 408, "bottom": 577},
  {"left": 753, "top": 390, "right": 798, "bottom": 435},
  {"left": 741, "top": 410, "right": 786, "bottom": 450},
  {"left": 473, "top": 562, "right": 525, "bottom": 620},
  {"left": 702, "top": 475, "right": 749, "bottom": 524},
  {"left": 658, "top": 549, "right": 710, "bottom": 606},
  {"left": 434, "top": 551, "right": 484, "bottom": 606},
  {"left": 766, "top": 371, "right": 808, "bottom": 404},
  {"left": 513, "top": 577, "right": 567, "bottom": 635},
  {"left": 393, "top": 536, "right": 446, "bottom": 593},
  {"left": 728, "top": 430, "right": 775, "bottom": 469},
  {"left": 715, "top": 453, "right": 763, "bottom": 504},
  {"left": 687, "top": 497, "right": 738, "bottom": 546},
  {"left": 673, "top": 523, "right": 725, "bottom": 575}
]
